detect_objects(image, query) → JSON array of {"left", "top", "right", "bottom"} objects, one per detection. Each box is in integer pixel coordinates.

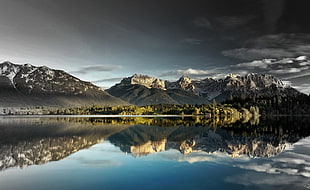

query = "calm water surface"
[{"left": 0, "top": 116, "right": 309, "bottom": 190}]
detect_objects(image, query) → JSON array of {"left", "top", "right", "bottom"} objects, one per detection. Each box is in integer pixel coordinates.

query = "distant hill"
[{"left": 0, "top": 61, "right": 128, "bottom": 108}]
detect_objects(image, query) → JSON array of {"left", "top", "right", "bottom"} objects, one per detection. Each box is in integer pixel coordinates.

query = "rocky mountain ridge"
[
  {"left": 109, "top": 72, "right": 301, "bottom": 103},
  {"left": 121, "top": 74, "right": 166, "bottom": 90},
  {"left": 107, "top": 75, "right": 210, "bottom": 105},
  {"left": 0, "top": 60, "right": 304, "bottom": 107},
  {"left": 0, "top": 61, "right": 104, "bottom": 95},
  {"left": 0, "top": 61, "right": 127, "bottom": 107}
]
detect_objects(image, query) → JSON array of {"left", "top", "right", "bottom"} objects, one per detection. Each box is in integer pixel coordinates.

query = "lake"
[{"left": 0, "top": 116, "right": 309, "bottom": 190}]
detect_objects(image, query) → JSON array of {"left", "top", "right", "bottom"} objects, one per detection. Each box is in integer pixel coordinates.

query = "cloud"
[
  {"left": 70, "top": 155, "right": 122, "bottom": 167},
  {"left": 222, "top": 33, "right": 310, "bottom": 60},
  {"left": 225, "top": 172, "right": 309, "bottom": 188},
  {"left": 292, "top": 84, "right": 310, "bottom": 95},
  {"left": 158, "top": 149, "right": 250, "bottom": 164},
  {"left": 279, "top": 74, "right": 310, "bottom": 94},
  {"left": 72, "top": 65, "right": 123, "bottom": 74},
  {"left": 234, "top": 137, "right": 310, "bottom": 176},
  {"left": 225, "top": 137, "right": 310, "bottom": 188},
  {"left": 160, "top": 67, "right": 249, "bottom": 81},
  {"left": 234, "top": 57, "right": 310, "bottom": 74},
  {"left": 80, "top": 159, "right": 122, "bottom": 167},
  {"left": 192, "top": 17, "right": 212, "bottom": 29},
  {"left": 160, "top": 68, "right": 211, "bottom": 78},
  {"left": 92, "top": 77, "right": 124, "bottom": 83},
  {"left": 234, "top": 59, "right": 271, "bottom": 69},
  {"left": 270, "top": 67, "right": 309, "bottom": 74},
  {"left": 222, "top": 48, "right": 293, "bottom": 61}
]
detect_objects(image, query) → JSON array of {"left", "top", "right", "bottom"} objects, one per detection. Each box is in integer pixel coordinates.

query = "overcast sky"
[{"left": 0, "top": 0, "right": 309, "bottom": 93}]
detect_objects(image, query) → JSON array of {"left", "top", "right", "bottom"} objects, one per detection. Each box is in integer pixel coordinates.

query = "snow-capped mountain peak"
[{"left": 0, "top": 61, "right": 103, "bottom": 95}]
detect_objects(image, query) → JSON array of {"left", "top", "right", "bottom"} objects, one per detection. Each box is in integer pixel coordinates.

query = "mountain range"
[
  {"left": 0, "top": 61, "right": 303, "bottom": 108},
  {"left": 0, "top": 61, "right": 127, "bottom": 107},
  {"left": 107, "top": 73, "right": 301, "bottom": 105}
]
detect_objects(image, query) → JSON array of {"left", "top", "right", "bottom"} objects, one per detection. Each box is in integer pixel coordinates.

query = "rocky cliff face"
[
  {"left": 107, "top": 75, "right": 210, "bottom": 105},
  {"left": 121, "top": 74, "right": 166, "bottom": 90},
  {"left": 166, "top": 75, "right": 195, "bottom": 92},
  {"left": 0, "top": 62, "right": 20, "bottom": 83},
  {"left": 129, "top": 139, "right": 167, "bottom": 157},
  {"left": 110, "top": 72, "right": 301, "bottom": 103},
  {"left": 166, "top": 73, "right": 300, "bottom": 101},
  {"left": 0, "top": 61, "right": 128, "bottom": 107},
  {"left": 225, "top": 73, "right": 285, "bottom": 89}
]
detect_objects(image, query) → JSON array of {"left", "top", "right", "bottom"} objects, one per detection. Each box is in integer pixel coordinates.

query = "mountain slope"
[
  {"left": 107, "top": 75, "right": 210, "bottom": 105},
  {"left": 0, "top": 61, "right": 128, "bottom": 107}
]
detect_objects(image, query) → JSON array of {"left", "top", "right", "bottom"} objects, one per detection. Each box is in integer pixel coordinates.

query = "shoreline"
[
  {"left": 0, "top": 114, "right": 201, "bottom": 118},
  {"left": 0, "top": 114, "right": 309, "bottom": 118}
]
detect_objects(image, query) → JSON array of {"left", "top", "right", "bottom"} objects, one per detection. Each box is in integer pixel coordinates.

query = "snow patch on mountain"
[{"left": 0, "top": 62, "right": 21, "bottom": 88}]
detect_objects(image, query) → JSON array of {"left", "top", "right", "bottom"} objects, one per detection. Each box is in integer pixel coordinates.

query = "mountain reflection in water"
[{"left": 0, "top": 116, "right": 309, "bottom": 171}]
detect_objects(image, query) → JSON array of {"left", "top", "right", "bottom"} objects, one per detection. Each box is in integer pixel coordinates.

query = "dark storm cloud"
[{"left": 73, "top": 65, "right": 123, "bottom": 74}]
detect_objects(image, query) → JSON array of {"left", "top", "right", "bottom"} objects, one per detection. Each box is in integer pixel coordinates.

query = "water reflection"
[
  {"left": 225, "top": 136, "right": 310, "bottom": 189},
  {"left": 0, "top": 116, "right": 309, "bottom": 171},
  {"left": 0, "top": 117, "right": 128, "bottom": 171}
]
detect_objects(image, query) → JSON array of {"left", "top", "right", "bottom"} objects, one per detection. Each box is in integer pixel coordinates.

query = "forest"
[
  {"left": 223, "top": 94, "right": 310, "bottom": 115},
  {"left": 6, "top": 94, "right": 310, "bottom": 117}
]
